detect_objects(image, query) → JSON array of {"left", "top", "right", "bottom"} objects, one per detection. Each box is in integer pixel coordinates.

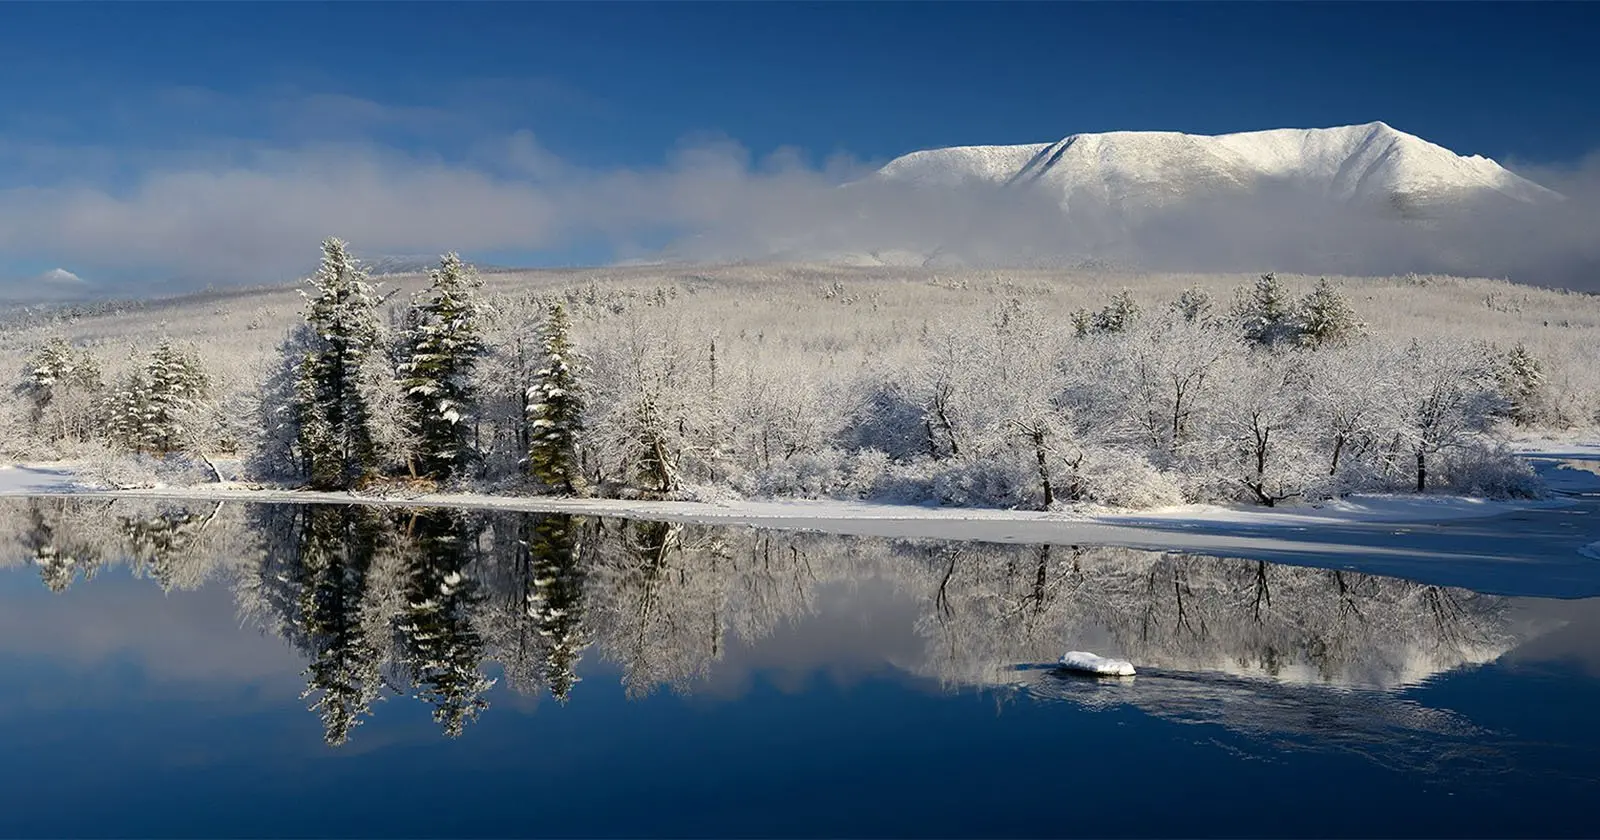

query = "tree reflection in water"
[{"left": 0, "top": 497, "right": 1524, "bottom": 750}]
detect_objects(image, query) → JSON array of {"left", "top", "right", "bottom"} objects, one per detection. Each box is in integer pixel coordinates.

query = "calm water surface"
[{"left": 1, "top": 497, "right": 1596, "bottom": 838}]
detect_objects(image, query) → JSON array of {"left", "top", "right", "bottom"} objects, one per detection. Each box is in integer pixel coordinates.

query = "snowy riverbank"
[{"left": 5, "top": 441, "right": 1600, "bottom": 597}]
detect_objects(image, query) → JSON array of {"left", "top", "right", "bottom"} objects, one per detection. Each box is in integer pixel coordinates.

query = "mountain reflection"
[{"left": 1, "top": 497, "right": 1521, "bottom": 747}]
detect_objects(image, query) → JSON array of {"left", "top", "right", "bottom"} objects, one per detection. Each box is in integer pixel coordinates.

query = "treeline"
[
  {"left": 9, "top": 238, "right": 1571, "bottom": 508},
  {"left": 5, "top": 496, "right": 1512, "bottom": 746}
]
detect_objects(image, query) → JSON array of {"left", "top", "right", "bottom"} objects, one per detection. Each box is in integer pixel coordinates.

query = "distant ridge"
[{"left": 871, "top": 122, "right": 1558, "bottom": 212}]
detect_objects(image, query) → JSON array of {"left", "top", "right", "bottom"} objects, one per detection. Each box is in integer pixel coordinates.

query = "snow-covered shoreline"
[{"left": 5, "top": 447, "right": 1600, "bottom": 599}]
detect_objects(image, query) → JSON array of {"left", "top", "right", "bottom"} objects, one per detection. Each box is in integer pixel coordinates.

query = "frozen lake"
[{"left": 0, "top": 496, "right": 1596, "bottom": 837}]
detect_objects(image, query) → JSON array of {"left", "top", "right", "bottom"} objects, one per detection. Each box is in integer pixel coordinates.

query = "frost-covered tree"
[
  {"left": 285, "top": 239, "right": 384, "bottom": 489},
  {"left": 1236, "top": 272, "right": 1300, "bottom": 348},
  {"left": 398, "top": 254, "right": 485, "bottom": 482},
  {"left": 1297, "top": 279, "right": 1363, "bottom": 349},
  {"left": 1219, "top": 354, "right": 1321, "bottom": 505},
  {"left": 1073, "top": 290, "right": 1141, "bottom": 337},
  {"left": 1495, "top": 342, "right": 1546, "bottom": 427},
  {"left": 142, "top": 340, "right": 209, "bottom": 454},
  {"left": 583, "top": 312, "right": 718, "bottom": 495},
  {"left": 1304, "top": 343, "right": 1404, "bottom": 483},
  {"left": 18, "top": 337, "right": 104, "bottom": 444},
  {"left": 1171, "top": 286, "right": 1215, "bottom": 325},
  {"left": 1393, "top": 340, "right": 1501, "bottom": 492},
  {"left": 526, "top": 301, "right": 585, "bottom": 493}
]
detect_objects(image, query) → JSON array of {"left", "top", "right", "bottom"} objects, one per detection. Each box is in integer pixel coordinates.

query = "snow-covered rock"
[{"left": 1058, "top": 651, "right": 1136, "bottom": 677}]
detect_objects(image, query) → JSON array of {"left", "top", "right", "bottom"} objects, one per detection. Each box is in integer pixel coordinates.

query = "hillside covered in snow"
[
  {"left": 696, "top": 122, "right": 1589, "bottom": 282},
  {"left": 872, "top": 122, "right": 1557, "bottom": 212}
]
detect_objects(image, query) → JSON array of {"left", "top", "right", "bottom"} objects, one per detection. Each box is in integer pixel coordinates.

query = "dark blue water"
[{"left": 0, "top": 497, "right": 1596, "bottom": 838}]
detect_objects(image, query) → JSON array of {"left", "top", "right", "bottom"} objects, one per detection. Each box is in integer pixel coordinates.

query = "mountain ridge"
[{"left": 871, "top": 122, "right": 1559, "bottom": 211}]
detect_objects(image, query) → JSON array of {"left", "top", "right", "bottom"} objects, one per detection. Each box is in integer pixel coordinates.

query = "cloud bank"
[{"left": 1, "top": 101, "right": 1597, "bottom": 291}]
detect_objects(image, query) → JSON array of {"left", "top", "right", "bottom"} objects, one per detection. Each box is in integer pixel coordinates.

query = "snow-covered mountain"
[{"left": 871, "top": 121, "right": 1558, "bottom": 214}]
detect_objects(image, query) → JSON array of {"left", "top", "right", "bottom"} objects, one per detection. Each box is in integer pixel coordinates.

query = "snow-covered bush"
[
  {"left": 1437, "top": 442, "right": 1544, "bottom": 499},
  {"left": 1064, "top": 447, "right": 1186, "bottom": 509}
]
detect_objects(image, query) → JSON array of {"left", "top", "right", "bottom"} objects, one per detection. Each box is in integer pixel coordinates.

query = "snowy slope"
[{"left": 873, "top": 122, "right": 1557, "bottom": 212}]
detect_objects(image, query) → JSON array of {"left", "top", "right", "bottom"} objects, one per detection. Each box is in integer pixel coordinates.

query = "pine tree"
[
  {"left": 19, "top": 337, "right": 103, "bottom": 441},
  {"left": 1296, "top": 279, "right": 1363, "bottom": 348},
  {"left": 288, "top": 238, "right": 384, "bottom": 490},
  {"left": 398, "top": 254, "right": 484, "bottom": 482},
  {"left": 1072, "top": 291, "right": 1141, "bottom": 336},
  {"left": 1171, "top": 286, "right": 1214, "bottom": 324},
  {"left": 1496, "top": 342, "right": 1545, "bottom": 427},
  {"left": 105, "top": 367, "right": 153, "bottom": 454},
  {"left": 1236, "top": 272, "right": 1300, "bottom": 348},
  {"left": 526, "top": 301, "right": 585, "bottom": 493},
  {"left": 103, "top": 342, "right": 208, "bottom": 455},
  {"left": 21, "top": 337, "right": 77, "bottom": 419},
  {"left": 142, "top": 341, "right": 209, "bottom": 454}
]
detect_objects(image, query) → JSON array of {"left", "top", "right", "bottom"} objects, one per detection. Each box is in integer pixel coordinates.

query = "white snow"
[
  {"left": 874, "top": 122, "right": 1559, "bottom": 208},
  {"left": 1058, "top": 651, "right": 1136, "bottom": 677},
  {"left": 3, "top": 439, "right": 1597, "bottom": 598},
  {"left": 1093, "top": 493, "right": 1572, "bottom": 530},
  {"left": 0, "top": 465, "right": 81, "bottom": 494}
]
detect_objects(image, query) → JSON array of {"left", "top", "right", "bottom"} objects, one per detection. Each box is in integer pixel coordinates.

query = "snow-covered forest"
[
  {"left": 4, "top": 241, "right": 1599, "bottom": 509},
  {"left": 0, "top": 496, "right": 1515, "bottom": 746}
]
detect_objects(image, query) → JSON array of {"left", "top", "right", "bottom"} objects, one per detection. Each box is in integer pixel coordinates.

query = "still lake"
[{"left": 1, "top": 497, "right": 1596, "bottom": 838}]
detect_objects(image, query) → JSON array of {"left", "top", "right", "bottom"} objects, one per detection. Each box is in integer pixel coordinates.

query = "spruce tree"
[
  {"left": 290, "top": 238, "right": 383, "bottom": 490},
  {"left": 526, "top": 301, "right": 585, "bottom": 493},
  {"left": 20, "top": 338, "right": 103, "bottom": 441},
  {"left": 1497, "top": 342, "right": 1546, "bottom": 426},
  {"left": 105, "top": 367, "right": 153, "bottom": 454},
  {"left": 398, "top": 254, "right": 484, "bottom": 482},
  {"left": 1171, "top": 286, "right": 1214, "bottom": 324},
  {"left": 1072, "top": 291, "right": 1141, "bottom": 337},
  {"left": 1237, "top": 272, "right": 1299, "bottom": 347},
  {"left": 142, "top": 341, "right": 209, "bottom": 454},
  {"left": 1296, "top": 279, "right": 1362, "bottom": 348}
]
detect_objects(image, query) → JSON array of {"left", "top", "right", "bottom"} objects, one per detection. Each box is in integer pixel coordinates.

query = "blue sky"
[{"left": 1, "top": 2, "right": 1597, "bottom": 287}]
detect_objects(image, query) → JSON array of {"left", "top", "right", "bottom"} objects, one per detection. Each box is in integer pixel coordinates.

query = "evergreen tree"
[
  {"left": 288, "top": 238, "right": 384, "bottom": 489},
  {"left": 142, "top": 341, "right": 209, "bottom": 454},
  {"left": 104, "top": 367, "right": 153, "bottom": 454},
  {"left": 103, "top": 342, "right": 208, "bottom": 455},
  {"left": 1073, "top": 290, "right": 1141, "bottom": 337},
  {"left": 526, "top": 301, "right": 585, "bottom": 492},
  {"left": 1171, "top": 286, "right": 1215, "bottom": 324},
  {"left": 1236, "top": 272, "right": 1300, "bottom": 348},
  {"left": 1296, "top": 279, "right": 1363, "bottom": 348},
  {"left": 398, "top": 254, "right": 484, "bottom": 482},
  {"left": 1496, "top": 342, "right": 1546, "bottom": 427},
  {"left": 19, "top": 338, "right": 104, "bottom": 442}
]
